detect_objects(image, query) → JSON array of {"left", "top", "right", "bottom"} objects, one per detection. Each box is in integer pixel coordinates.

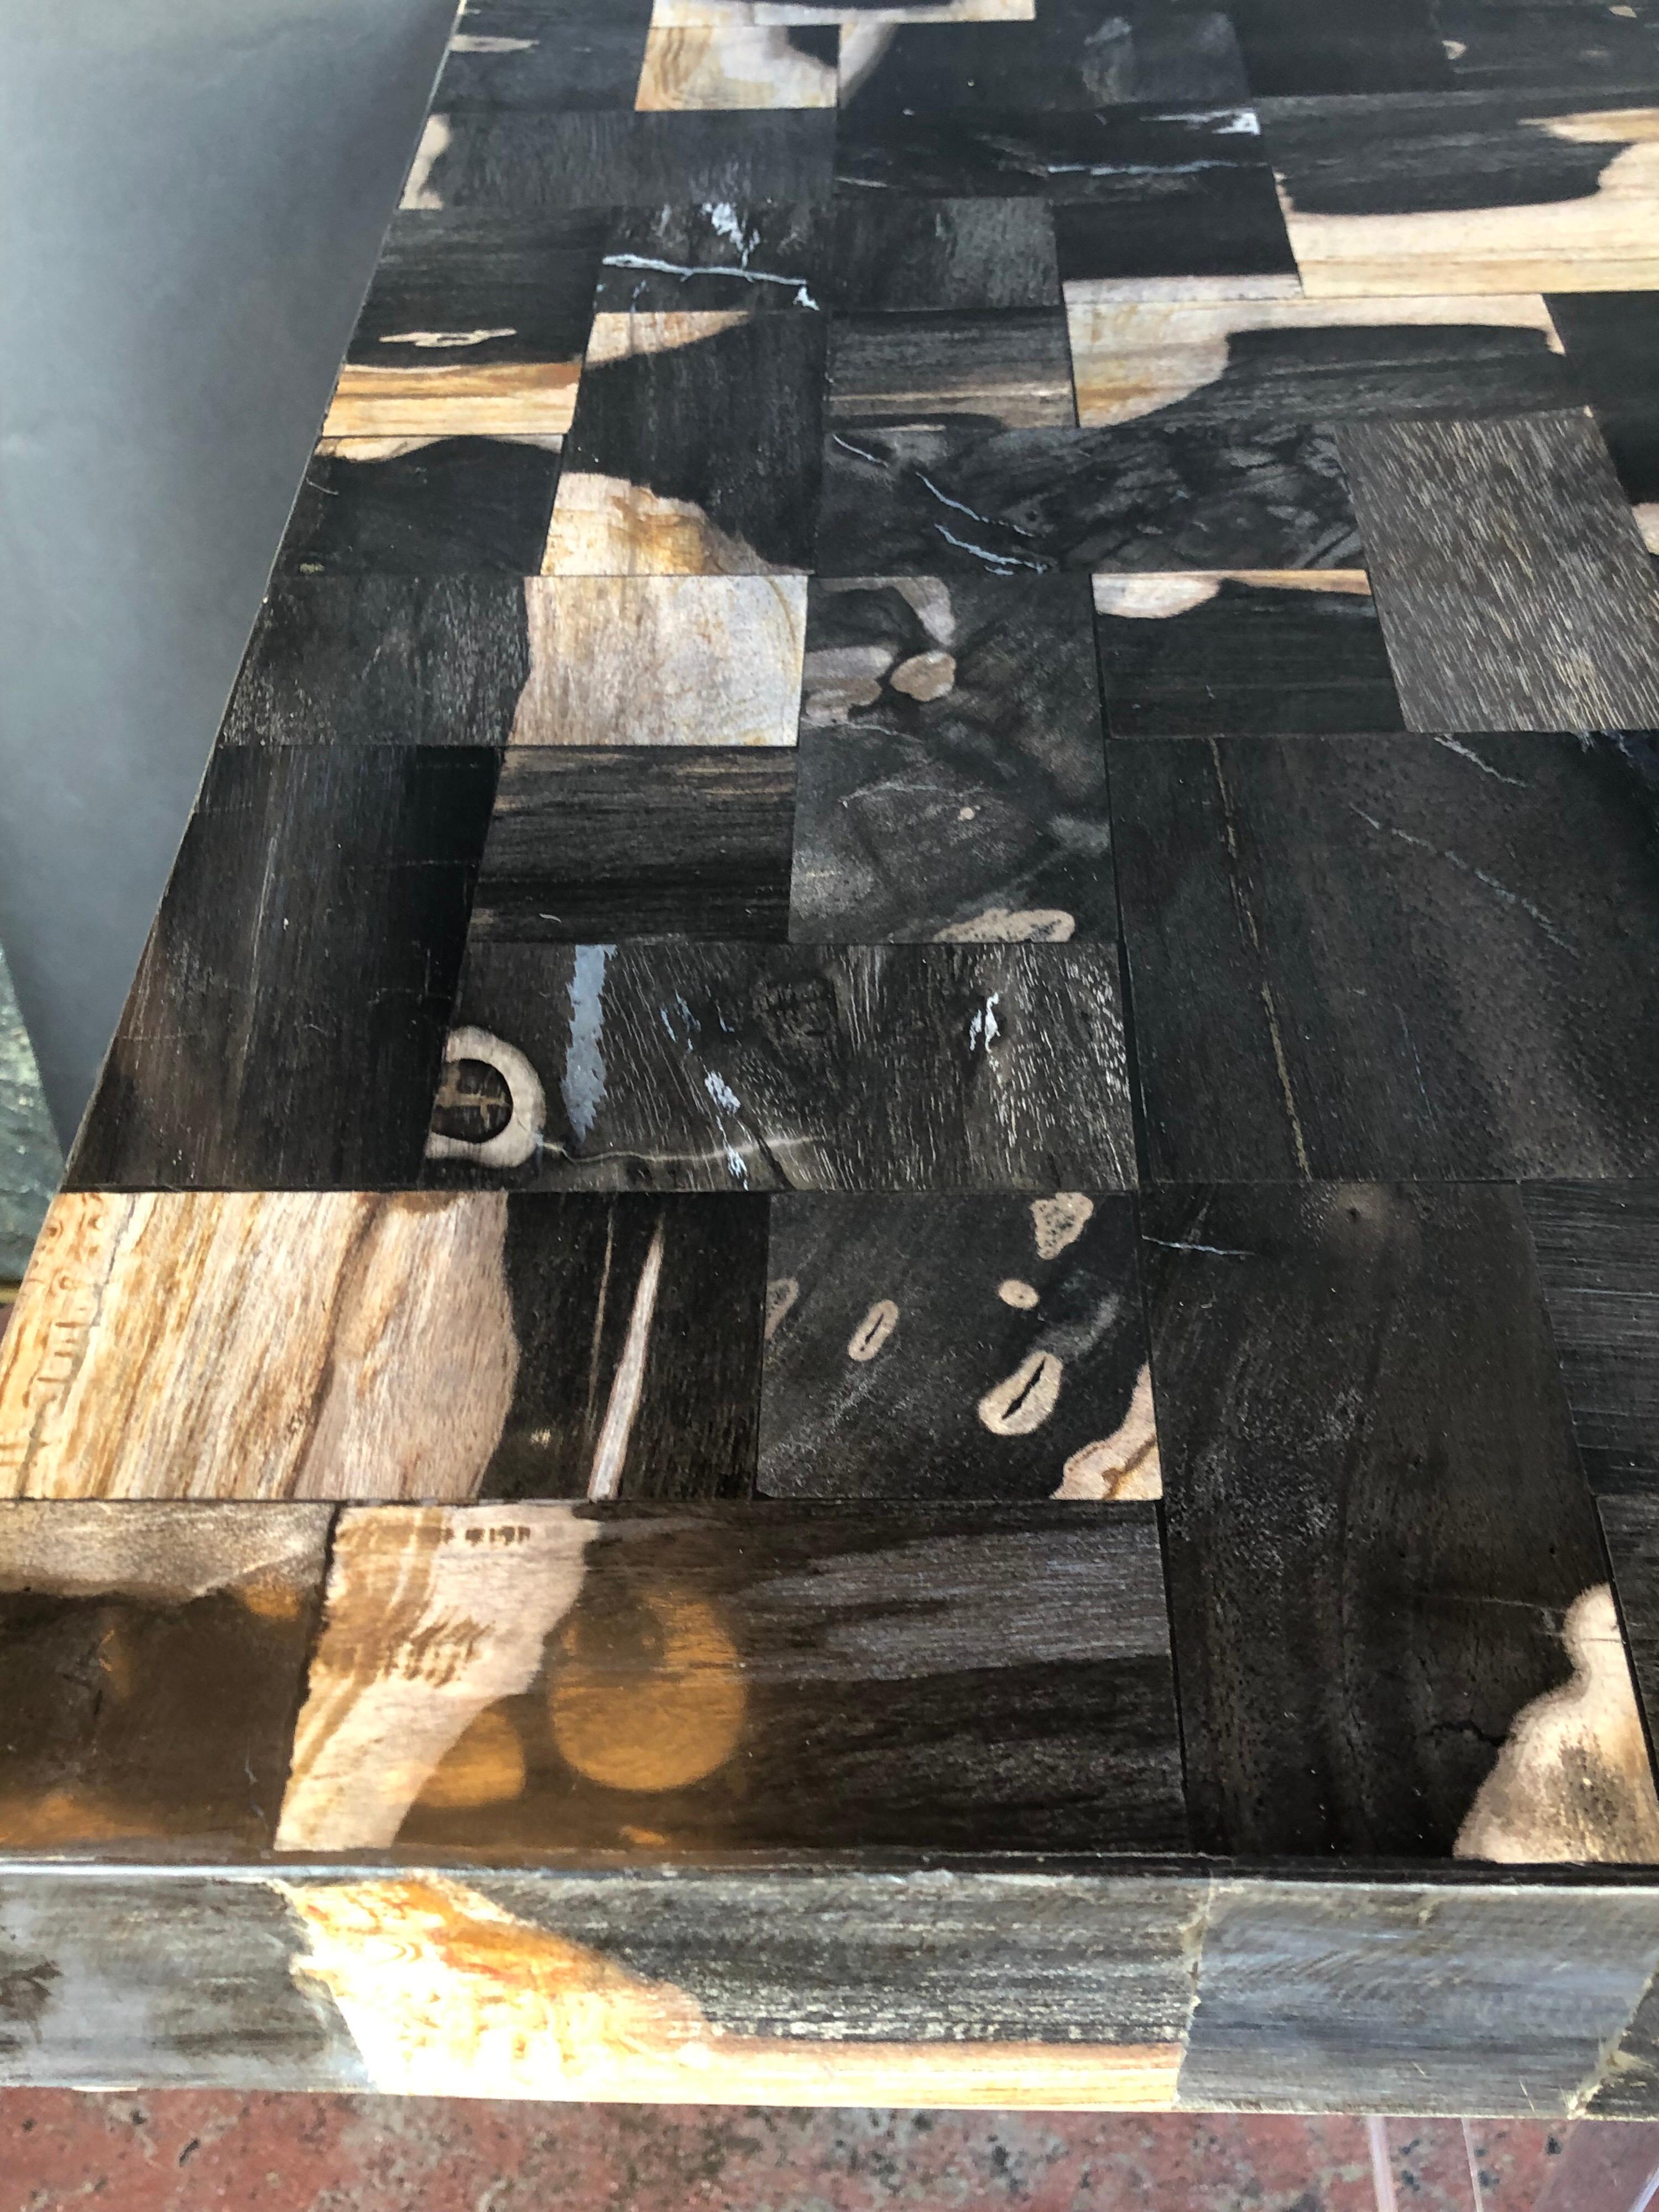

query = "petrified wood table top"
[{"left": 7, "top": 0, "right": 1659, "bottom": 2116}]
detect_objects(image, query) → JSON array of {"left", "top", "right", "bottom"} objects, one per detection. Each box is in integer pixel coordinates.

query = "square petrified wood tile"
[
  {"left": 272, "top": 1500, "right": 1189, "bottom": 1855},
  {"left": 826, "top": 196, "right": 1062, "bottom": 312},
  {"left": 758, "top": 1191, "right": 1157, "bottom": 1500},
  {"left": 596, "top": 201, "right": 828, "bottom": 312},
  {"left": 817, "top": 421, "right": 1363, "bottom": 574},
  {"left": 0, "top": 1191, "right": 763, "bottom": 1503},
  {"left": 1113, "top": 732, "right": 1659, "bottom": 1182},
  {"left": 324, "top": 209, "right": 607, "bottom": 442},
  {"left": 1050, "top": 152, "right": 1299, "bottom": 306},
  {"left": 425, "top": 939, "right": 1136, "bottom": 1192},
  {"left": 1066, "top": 296, "right": 1579, "bottom": 429},
  {"left": 1259, "top": 90, "right": 1659, "bottom": 295},
  {"left": 790, "top": 571, "right": 1115, "bottom": 941},
  {"left": 1145, "top": 1180, "right": 1659, "bottom": 1861},
  {"left": 546, "top": 312, "right": 826, "bottom": 571},
  {"left": 474, "top": 747, "right": 796, "bottom": 940},
  {"left": 0, "top": 1504, "right": 329, "bottom": 1846},
  {"left": 1093, "top": 571, "right": 1404, "bottom": 737},
  {"left": 274, "top": 439, "right": 565, "bottom": 576},
  {"left": 827, "top": 310, "right": 1076, "bottom": 428}
]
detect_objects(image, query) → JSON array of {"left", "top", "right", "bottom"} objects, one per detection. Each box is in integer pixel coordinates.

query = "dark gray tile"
[
  {"left": 417, "top": 109, "right": 836, "bottom": 211},
  {"left": 759, "top": 1191, "right": 1156, "bottom": 1502},
  {"left": 827, "top": 196, "right": 1061, "bottom": 311},
  {"left": 1115, "top": 732, "right": 1659, "bottom": 1183},
  {"left": 790, "top": 571, "right": 1115, "bottom": 942},
  {"left": 344, "top": 208, "right": 606, "bottom": 372},
  {"left": 596, "top": 202, "right": 828, "bottom": 313},
  {"left": 424, "top": 939, "right": 1136, "bottom": 1192},
  {"left": 276, "top": 440, "right": 562, "bottom": 577},
  {"left": 827, "top": 310, "right": 1075, "bottom": 429},
  {"left": 1524, "top": 1183, "right": 1659, "bottom": 1496}
]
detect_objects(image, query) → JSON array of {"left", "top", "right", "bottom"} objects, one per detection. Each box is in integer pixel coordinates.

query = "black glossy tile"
[
  {"left": 1093, "top": 572, "right": 1404, "bottom": 737},
  {"left": 838, "top": 1, "right": 1246, "bottom": 117},
  {"left": 1147, "top": 1181, "right": 1639, "bottom": 1859},
  {"left": 827, "top": 196, "right": 1062, "bottom": 311},
  {"left": 596, "top": 202, "right": 828, "bottom": 313},
  {"left": 1338, "top": 412, "right": 1659, "bottom": 732},
  {"left": 0, "top": 1505, "right": 329, "bottom": 1850},
  {"left": 1051, "top": 158, "right": 1298, "bottom": 304},
  {"left": 790, "top": 571, "right": 1115, "bottom": 940},
  {"left": 758, "top": 1191, "right": 1157, "bottom": 1501},
  {"left": 275, "top": 440, "right": 562, "bottom": 577},
  {"left": 223, "top": 577, "right": 529, "bottom": 746},
  {"left": 1114, "top": 732, "right": 1659, "bottom": 1182},
  {"left": 1440, "top": 3, "right": 1659, "bottom": 95},
  {"left": 425, "top": 940, "right": 1136, "bottom": 1192},
  {"left": 1524, "top": 1183, "right": 1659, "bottom": 1497},
  {"left": 343, "top": 208, "right": 606, "bottom": 377},
  {"left": 69, "top": 747, "right": 500, "bottom": 1190},
  {"left": 1228, "top": 0, "right": 1451, "bottom": 95},
  {"left": 306, "top": 1500, "right": 1190, "bottom": 1855},
  {"left": 816, "top": 421, "right": 1362, "bottom": 575},
  {"left": 435, "top": 0, "right": 654, "bottom": 110},
  {"left": 548, "top": 314, "right": 825, "bottom": 572},
  {"left": 416, "top": 109, "right": 836, "bottom": 211},
  {"left": 473, "top": 748, "right": 796, "bottom": 940},
  {"left": 1548, "top": 293, "right": 1659, "bottom": 517},
  {"left": 827, "top": 310, "right": 1075, "bottom": 428},
  {"left": 473, "top": 1194, "right": 768, "bottom": 1501},
  {"left": 1067, "top": 296, "right": 1580, "bottom": 430}
]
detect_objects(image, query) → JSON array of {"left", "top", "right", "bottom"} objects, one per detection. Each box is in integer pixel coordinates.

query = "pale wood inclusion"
[
  {"left": 275, "top": 1875, "right": 1182, "bottom": 2106},
  {"left": 0, "top": 1192, "right": 518, "bottom": 1501},
  {"left": 634, "top": 28, "right": 837, "bottom": 109}
]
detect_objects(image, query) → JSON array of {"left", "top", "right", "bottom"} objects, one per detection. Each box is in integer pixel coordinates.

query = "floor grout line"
[{"left": 1367, "top": 2116, "right": 1399, "bottom": 2212}]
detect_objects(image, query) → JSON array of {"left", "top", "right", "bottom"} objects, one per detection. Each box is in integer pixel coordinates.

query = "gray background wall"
[{"left": 0, "top": 0, "right": 458, "bottom": 1146}]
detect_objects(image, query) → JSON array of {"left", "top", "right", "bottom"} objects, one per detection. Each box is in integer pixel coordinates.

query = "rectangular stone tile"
[
  {"left": 275, "top": 440, "right": 564, "bottom": 577},
  {"left": 273, "top": 1499, "right": 1188, "bottom": 1855},
  {"left": 1113, "top": 733, "right": 1659, "bottom": 1181},
  {"left": 827, "top": 310, "right": 1076, "bottom": 429},
  {"left": 1337, "top": 410, "right": 1659, "bottom": 732},
  {"left": 826, "top": 196, "right": 1061, "bottom": 312},
  {"left": 424, "top": 939, "right": 1136, "bottom": 1192},
  {"left": 1067, "top": 295, "right": 1575, "bottom": 427},
  {"left": 0, "top": 1503, "right": 329, "bottom": 1845},
  {"left": 1261, "top": 91, "right": 1659, "bottom": 295},
  {"left": 1522, "top": 1184, "right": 1659, "bottom": 1496},
  {"left": 1050, "top": 141, "right": 1300, "bottom": 305},
  {"left": 817, "top": 421, "right": 1362, "bottom": 575},
  {"left": 0, "top": 1190, "right": 764, "bottom": 1504},
  {"left": 1093, "top": 571, "right": 1402, "bottom": 736},
  {"left": 596, "top": 200, "right": 828, "bottom": 312},
  {"left": 474, "top": 747, "right": 796, "bottom": 940},
  {"left": 1225, "top": 0, "right": 1449, "bottom": 96},
  {"left": 404, "top": 107, "right": 835, "bottom": 211},
  {"left": 1146, "top": 1180, "right": 1658, "bottom": 1861},
  {"left": 790, "top": 571, "right": 1115, "bottom": 941},
  {"left": 435, "top": 0, "right": 655, "bottom": 109},
  {"left": 546, "top": 314, "right": 825, "bottom": 572},
  {"left": 654, "top": 0, "right": 1035, "bottom": 24},
  {"left": 634, "top": 25, "right": 837, "bottom": 106},
  {"left": 759, "top": 1192, "right": 1157, "bottom": 1501},
  {"left": 67, "top": 747, "right": 499, "bottom": 1191}
]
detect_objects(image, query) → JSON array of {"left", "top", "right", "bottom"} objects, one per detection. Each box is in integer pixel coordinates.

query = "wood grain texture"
[
  {"left": 817, "top": 421, "right": 1362, "bottom": 576},
  {"left": 826, "top": 196, "right": 1061, "bottom": 311},
  {"left": 434, "top": 0, "right": 655, "bottom": 110},
  {"left": 546, "top": 314, "right": 825, "bottom": 572},
  {"left": 1147, "top": 1181, "right": 1659, "bottom": 1862},
  {"left": 0, "top": 1503, "right": 328, "bottom": 1845},
  {"left": 791, "top": 572, "right": 1114, "bottom": 942},
  {"left": 1337, "top": 411, "right": 1659, "bottom": 732},
  {"left": 512, "top": 576, "right": 807, "bottom": 744},
  {"left": 1262, "top": 92, "right": 1659, "bottom": 294},
  {"left": 276, "top": 1500, "right": 1187, "bottom": 1856},
  {"left": 634, "top": 27, "right": 838, "bottom": 108},
  {"left": 474, "top": 748, "right": 796, "bottom": 940},
  {"left": 758, "top": 1191, "right": 1158, "bottom": 1500},
  {"left": 68, "top": 747, "right": 499, "bottom": 1191},
  {"left": 404, "top": 109, "right": 835, "bottom": 211},
  {"left": 1181, "top": 1878, "right": 1659, "bottom": 2114},
  {"left": 1094, "top": 571, "right": 1402, "bottom": 736},
  {"left": 1114, "top": 733, "right": 1659, "bottom": 1182},
  {"left": 1524, "top": 1185, "right": 1659, "bottom": 1496},
  {"left": 827, "top": 311, "right": 1076, "bottom": 429},
  {"left": 1067, "top": 294, "right": 1576, "bottom": 429},
  {"left": 276, "top": 440, "right": 564, "bottom": 576},
  {"left": 426, "top": 939, "right": 1136, "bottom": 1192},
  {"left": 1223, "top": 0, "right": 1449, "bottom": 96},
  {"left": 597, "top": 200, "right": 827, "bottom": 312},
  {"left": 223, "top": 577, "right": 529, "bottom": 747}
]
